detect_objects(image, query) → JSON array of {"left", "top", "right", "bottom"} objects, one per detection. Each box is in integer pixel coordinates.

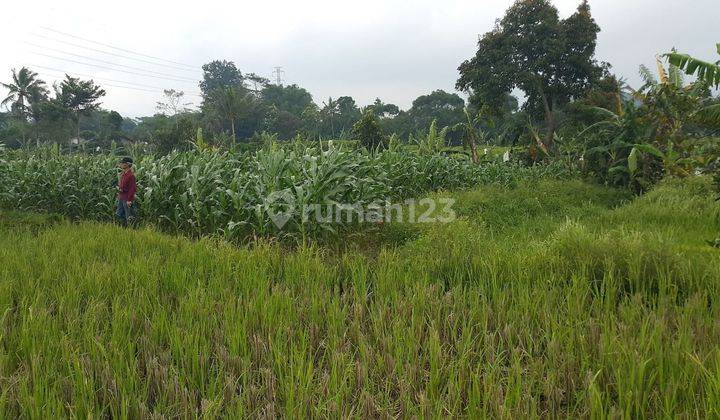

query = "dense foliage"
[
  {"left": 457, "top": 0, "right": 607, "bottom": 151},
  {"left": 0, "top": 144, "right": 572, "bottom": 242},
  {"left": 1, "top": 6, "right": 717, "bottom": 199}
]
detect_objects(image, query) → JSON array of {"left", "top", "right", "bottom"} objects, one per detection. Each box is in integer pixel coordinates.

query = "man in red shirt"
[{"left": 117, "top": 157, "right": 137, "bottom": 227}]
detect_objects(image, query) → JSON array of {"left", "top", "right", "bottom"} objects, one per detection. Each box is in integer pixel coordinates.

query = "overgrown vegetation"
[
  {"left": 0, "top": 179, "right": 718, "bottom": 417},
  {"left": 2, "top": 3, "right": 715, "bottom": 196},
  {"left": 1, "top": 1, "right": 719, "bottom": 417}
]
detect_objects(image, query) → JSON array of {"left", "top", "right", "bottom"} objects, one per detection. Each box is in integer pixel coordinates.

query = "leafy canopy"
[
  {"left": 457, "top": 0, "right": 606, "bottom": 147},
  {"left": 55, "top": 76, "right": 106, "bottom": 121},
  {"left": 352, "top": 109, "right": 386, "bottom": 150},
  {"left": 1, "top": 67, "right": 48, "bottom": 120},
  {"left": 199, "top": 60, "right": 244, "bottom": 97}
]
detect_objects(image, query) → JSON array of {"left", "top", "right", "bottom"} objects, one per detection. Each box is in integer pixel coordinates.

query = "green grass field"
[{"left": 1, "top": 178, "right": 719, "bottom": 417}]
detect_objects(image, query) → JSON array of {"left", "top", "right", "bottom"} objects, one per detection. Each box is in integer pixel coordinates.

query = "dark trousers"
[{"left": 116, "top": 200, "right": 137, "bottom": 227}]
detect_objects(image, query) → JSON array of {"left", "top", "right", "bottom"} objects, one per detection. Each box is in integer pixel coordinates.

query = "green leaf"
[
  {"left": 628, "top": 147, "right": 638, "bottom": 175},
  {"left": 633, "top": 143, "right": 664, "bottom": 159},
  {"left": 608, "top": 166, "right": 629, "bottom": 175},
  {"left": 665, "top": 50, "right": 720, "bottom": 87},
  {"left": 694, "top": 103, "right": 720, "bottom": 126}
]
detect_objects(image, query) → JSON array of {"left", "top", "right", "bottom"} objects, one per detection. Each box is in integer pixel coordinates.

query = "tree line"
[
  {"left": 0, "top": 57, "right": 482, "bottom": 153},
  {"left": 1, "top": 0, "right": 718, "bottom": 192}
]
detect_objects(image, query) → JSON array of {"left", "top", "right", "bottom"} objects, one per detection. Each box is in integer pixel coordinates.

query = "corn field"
[{"left": 0, "top": 143, "right": 572, "bottom": 241}]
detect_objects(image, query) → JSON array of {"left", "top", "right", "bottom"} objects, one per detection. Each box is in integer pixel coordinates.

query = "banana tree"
[
  {"left": 453, "top": 107, "right": 494, "bottom": 164},
  {"left": 628, "top": 142, "right": 695, "bottom": 178},
  {"left": 665, "top": 43, "right": 720, "bottom": 88},
  {"left": 414, "top": 119, "right": 449, "bottom": 156}
]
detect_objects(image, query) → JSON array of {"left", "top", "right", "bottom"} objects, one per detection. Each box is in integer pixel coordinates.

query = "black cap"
[{"left": 119, "top": 157, "right": 134, "bottom": 164}]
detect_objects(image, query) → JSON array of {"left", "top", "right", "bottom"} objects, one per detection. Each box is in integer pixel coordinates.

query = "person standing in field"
[{"left": 117, "top": 157, "right": 137, "bottom": 227}]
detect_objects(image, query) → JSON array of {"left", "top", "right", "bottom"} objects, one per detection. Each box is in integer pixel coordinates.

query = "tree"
[
  {"left": 33, "top": 99, "right": 75, "bottom": 145},
  {"left": 381, "top": 110, "right": 414, "bottom": 140},
  {"left": 663, "top": 45, "right": 720, "bottom": 134},
  {"left": 300, "top": 105, "right": 321, "bottom": 139},
  {"left": 55, "top": 75, "right": 106, "bottom": 143},
  {"left": 320, "top": 96, "right": 361, "bottom": 139},
  {"left": 577, "top": 60, "right": 714, "bottom": 191},
  {"left": 1, "top": 67, "right": 48, "bottom": 121},
  {"left": 207, "top": 86, "right": 253, "bottom": 141},
  {"left": 263, "top": 106, "right": 304, "bottom": 140},
  {"left": 74, "top": 109, "right": 126, "bottom": 147},
  {"left": 154, "top": 116, "right": 197, "bottom": 155},
  {"left": 457, "top": 0, "right": 606, "bottom": 152},
  {"left": 415, "top": 119, "right": 449, "bottom": 155},
  {"left": 0, "top": 114, "right": 32, "bottom": 149},
  {"left": 453, "top": 107, "right": 495, "bottom": 163},
  {"left": 103, "top": 110, "right": 124, "bottom": 143},
  {"left": 133, "top": 114, "right": 198, "bottom": 155},
  {"left": 352, "top": 109, "right": 386, "bottom": 150},
  {"left": 320, "top": 97, "right": 338, "bottom": 138},
  {"left": 246, "top": 73, "right": 270, "bottom": 96},
  {"left": 335, "top": 96, "right": 362, "bottom": 138},
  {"left": 367, "top": 98, "right": 400, "bottom": 119},
  {"left": 408, "top": 90, "right": 465, "bottom": 133},
  {"left": 156, "top": 89, "right": 192, "bottom": 125},
  {"left": 261, "top": 84, "right": 315, "bottom": 117},
  {"left": 259, "top": 84, "right": 316, "bottom": 139},
  {"left": 107, "top": 111, "right": 123, "bottom": 131},
  {"left": 199, "top": 60, "right": 244, "bottom": 97}
]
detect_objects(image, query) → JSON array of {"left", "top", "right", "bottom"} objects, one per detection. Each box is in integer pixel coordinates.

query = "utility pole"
[{"left": 272, "top": 66, "right": 285, "bottom": 86}]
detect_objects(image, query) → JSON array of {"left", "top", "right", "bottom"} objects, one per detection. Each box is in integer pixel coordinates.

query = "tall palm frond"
[{"left": 1, "top": 67, "right": 47, "bottom": 116}]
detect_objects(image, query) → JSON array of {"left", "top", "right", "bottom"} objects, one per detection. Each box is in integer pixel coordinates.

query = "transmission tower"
[{"left": 272, "top": 66, "right": 285, "bottom": 86}]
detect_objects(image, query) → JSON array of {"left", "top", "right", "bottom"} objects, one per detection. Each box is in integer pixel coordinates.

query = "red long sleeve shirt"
[{"left": 118, "top": 170, "right": 137, "bottom": 202}]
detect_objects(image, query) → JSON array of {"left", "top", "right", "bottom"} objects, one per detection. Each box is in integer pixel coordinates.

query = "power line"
[
  {"left": 36, "top": 73, "right": 170, "bottom": 95},
  {"left": 29, "top": 33, "right": 199, "bottom": 74},
  {"left": 30, "top": 65, "right": 203, "bottom": 97},
  {"left": 25, "top": 42, "right": 198, "bottom": 82},
  {"left": 39, "top": 26, "right": 198, "bottom": 70},
  {"left": 29, "top": 51, "right": 197, "bottom": 82},
  {"left": 28, "top": 52, "right": 200, "bottom": 85}
]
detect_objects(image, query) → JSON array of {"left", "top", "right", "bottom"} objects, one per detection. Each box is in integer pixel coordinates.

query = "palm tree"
[
  {"left": 321, "top": 97, "right": 338, "bottom": 138},
  {"left": 1, "top": 67, "right": 47, "bottom": 120},
  {"left": 208, "top": 86, "right": 252, "bottom": 141}
]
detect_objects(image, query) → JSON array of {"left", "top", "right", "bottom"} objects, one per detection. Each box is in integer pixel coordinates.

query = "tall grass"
[{"left": 0, "top": 178, "right": 718, "bottom": 417}]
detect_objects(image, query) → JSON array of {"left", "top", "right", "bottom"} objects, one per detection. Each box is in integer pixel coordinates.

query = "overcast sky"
[{"left": 1, "top": 0, "right": 717, "bottom": 118}]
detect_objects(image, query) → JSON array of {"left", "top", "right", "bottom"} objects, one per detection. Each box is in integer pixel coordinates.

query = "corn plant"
[{"left": 0, "top": 143, "right": 575, "bottom": 242}]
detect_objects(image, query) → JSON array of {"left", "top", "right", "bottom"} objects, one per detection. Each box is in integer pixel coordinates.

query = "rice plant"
[{"left": 0, "top": 177, "right": 717, "bottom": 417}]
